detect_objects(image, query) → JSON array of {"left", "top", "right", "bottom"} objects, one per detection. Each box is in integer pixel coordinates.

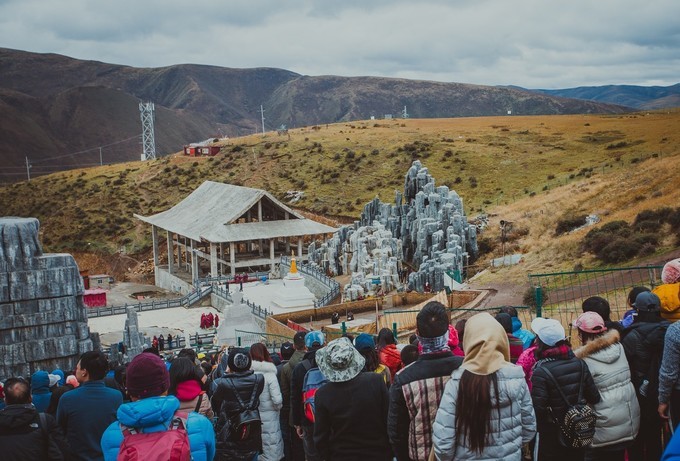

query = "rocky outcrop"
[
  {"left": 0, "top": 217, "right": 93, "bottom": 379},
  {"left": 308, "top": 161, "right": 478, "bottom": 295}
]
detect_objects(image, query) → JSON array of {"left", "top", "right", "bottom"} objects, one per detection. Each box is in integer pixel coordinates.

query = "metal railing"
[
  {"left": 87, "top": 285, "right": 213, "bottom": 318},
  {"left": 234, "top": 329, "right": 294, "bottom": 352},
  {"left": 281, "top": 256, "right": 341, "bottom": 308},
  {"left": 529, "top": 265, "right": 664, "bottom": 339}
]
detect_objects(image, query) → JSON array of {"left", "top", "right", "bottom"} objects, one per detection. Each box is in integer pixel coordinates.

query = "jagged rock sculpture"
[
  {"left": 0, "top": 217, "right": 93, "bottom": 379},
  {"left": 308, "top": 161, "right": 478, "bottom": 294}
]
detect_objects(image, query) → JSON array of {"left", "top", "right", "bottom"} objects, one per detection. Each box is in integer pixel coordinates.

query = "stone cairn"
[
  {"left": 108, "top": 307, "right": 145, "bottom": 365},
  {"left": 0, "top": 217, "right": 94, "bottom": 380},
  {"left": 308, "top": 160, "right": 478, "bottom": 296}
]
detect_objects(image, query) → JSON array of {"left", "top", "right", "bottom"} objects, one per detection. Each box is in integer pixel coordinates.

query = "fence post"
[
  {"left": 341, "top": 322, "right": 346, "bottom": 336},
  {"left": 238, "top": 336, "right": 242, "bottom": 347},
  {"left": 392, "top": 322, "right": 398, "bottom": 341},
  {"left": 535, "top": 286, "right": 543, "bottom": 318}
]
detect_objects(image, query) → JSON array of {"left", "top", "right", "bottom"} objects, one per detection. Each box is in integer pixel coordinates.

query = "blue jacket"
[
  {"left": 512, "top": 317, "right": 536, "bottom": 349},
  {"left": 30, "top": 370, "right": 52, "bottom": 412},
  {"left": 101, "top": 395, "right": 215, "bottom": 461},
  {"left": 57, "top": 380, "right": 122, "bottom": 461},
  {"left": 662, "top": 424, "right": 680, "bottom": 460}
]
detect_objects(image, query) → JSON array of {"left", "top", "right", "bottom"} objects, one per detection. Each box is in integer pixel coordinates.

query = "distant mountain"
[
  {"left": 0, "top": 48, "right": 634, "bottom": 181},
  {"left": 534, "top": 83, "right": 680, "bottom": 110}
]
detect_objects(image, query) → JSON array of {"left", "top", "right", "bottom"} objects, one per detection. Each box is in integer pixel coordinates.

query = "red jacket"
[{"left": 379, "top": 344, "right": 402, "bottom": 379}]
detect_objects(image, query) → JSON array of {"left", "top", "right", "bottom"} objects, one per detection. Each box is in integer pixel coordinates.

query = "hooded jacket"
[
  {"left": 175, "top": 380, "right": 213, "bottom": 419},
  {"left": 30, "top": 371, "right": 52, "bottom": 413},
  {"left": 251, "top": 359, "right": 284, "bottom": 461},
  {"left": 379, "top": 344, "right": 403, "bottom": 379},
  {"left": 511, "top": 317, "right": 536, "bottom": 350},
  {"left": 280, "top": 349, "right": 305, "bottom": 427},
  {"left": 433, "top": 365, "right": 536, "bottom": 460},
  {"left": 0, "top": 404, "right": 67, "bottom": 460},
  {"left": 100, "top": 395, "right": 215, "bottom": 461},
  {"left": 574, "top": 330, "right": 640, "bottom": 447}
]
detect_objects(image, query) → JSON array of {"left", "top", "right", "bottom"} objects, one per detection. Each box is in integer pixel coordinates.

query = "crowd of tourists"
[{"left": 1, "top": 258, "right": 680, "bottom": 460}]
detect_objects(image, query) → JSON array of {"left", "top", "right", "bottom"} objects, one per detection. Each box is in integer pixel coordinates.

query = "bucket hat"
[{"left": 316, "top": 337, "right": 365, "bottom": 383}]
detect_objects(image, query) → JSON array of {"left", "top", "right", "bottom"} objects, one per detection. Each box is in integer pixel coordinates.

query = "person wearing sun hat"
[
  {"left": 530, "top": 317, "right": 600, "bottom": 461},
  {"left": 313, "top": 337, "right": 392, "bottom": 461},
  {"left": 433, "top": 312, "right": 536, "bottom": 460},
  {"left": 100, "top": 352, "right": 215, "bottom": 461},
  {"left": 573, "top": 311, "right": 640, "bottom": 460}
]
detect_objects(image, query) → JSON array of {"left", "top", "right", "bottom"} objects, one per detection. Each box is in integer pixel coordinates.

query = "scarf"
[
  {"left": 461, "top": 312, "right": 510, "bottom": 375},
  {"left": 536, "top": 343, "right": 573, "bottom": 361},
  {"left": 175, "top": 379, "right": 203, "bottom": 402},
  {"left": 418, "top": 330, "right": 451, "bottom": 355}
]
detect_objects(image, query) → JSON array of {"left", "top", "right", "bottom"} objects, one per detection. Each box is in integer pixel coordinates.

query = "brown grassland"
[{"left": 0, "top": 110, "right": 678, "bottom": 285}]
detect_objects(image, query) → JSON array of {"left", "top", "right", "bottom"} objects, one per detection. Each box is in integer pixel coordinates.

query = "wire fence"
[{"left": 529, "top": 265, "right": 663, "bottom": 341}]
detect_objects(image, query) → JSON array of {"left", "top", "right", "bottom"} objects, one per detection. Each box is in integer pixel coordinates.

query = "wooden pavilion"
[{"left": 135, "top": 181, "right": 336, "bottom": 289}]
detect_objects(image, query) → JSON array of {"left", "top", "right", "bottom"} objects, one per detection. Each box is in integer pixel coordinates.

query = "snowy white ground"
[{"left": 88, "top": 279, "right": 315, "bottom": 346}]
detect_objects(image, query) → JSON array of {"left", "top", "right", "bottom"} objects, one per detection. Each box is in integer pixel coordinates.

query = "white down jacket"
[
  {"left": 251, "top": 359, "right": 284, "bottom": 461},
  {"left": 574, "top": 329, "right": 640, "bottom": 447},
  {"left": 432, "top": 364, "right": 536, "bottom": 461}
]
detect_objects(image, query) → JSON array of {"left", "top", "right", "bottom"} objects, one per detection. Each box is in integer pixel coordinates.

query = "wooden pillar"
[
  {"left": 219, "top": 243, "right": 225, "bottom": 276},
  {"left": 298, "top": 236, "right": 303, "bottom": 259},
  {"left": 270, "top": 238, "right": 275, "bottom": 272},
  {"left": 258, "top": 201, "right": 263, "bottom": 256},
  {"left": 210, "top": 242, "right": 218, "bottom": 278},
  {"left": 166, "top": 231, "right": 174, "bottom": 274},
  {"left": 151, "top": 225, "right": 159, "bottom": 267},
  {"left": 191, "top": 241, "right": 199, "bottom": 283},
  {"left": 177, "top": 238, "right": 182, "bottom": 272},
  {"left": 230, "top": 242, "right": 236, "bottom": 277}
]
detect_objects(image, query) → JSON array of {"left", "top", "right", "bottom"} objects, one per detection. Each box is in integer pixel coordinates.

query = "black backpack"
[
  {"left": 541, "top": 360, "right": 596, "bottom": 449},
  {"left": 220, "top": 376, "right": 262, "bottom": 442}
]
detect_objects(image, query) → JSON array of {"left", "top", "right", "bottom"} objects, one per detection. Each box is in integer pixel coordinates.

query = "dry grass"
[{"left": 0, "top": 110, "right": 678, "bottom": 279}]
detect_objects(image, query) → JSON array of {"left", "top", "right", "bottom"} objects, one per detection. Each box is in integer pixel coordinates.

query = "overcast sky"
[{"left": 1, "top": 0, "right": 678, "bottom": 89}]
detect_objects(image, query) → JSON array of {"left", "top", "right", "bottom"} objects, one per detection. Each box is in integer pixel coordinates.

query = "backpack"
[
  {"left": 224, "top": 376, "right": 261, "bottom": 441},
  {"left": 541, "top": 361, "right": 596, "bottom": 449},
  {"left": 117, "top": 411, "right": 191, "bottom": 461},
  {"left": 301, "top": 359, "right": 328, "bottom": 423}
]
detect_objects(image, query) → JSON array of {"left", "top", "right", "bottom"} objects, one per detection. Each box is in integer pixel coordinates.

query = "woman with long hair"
[
  {"left": 377, "top": 327, "right": 402, "bottom": 379},
  {"left": 433, "top": 312, "right": 536, "bottom": 460},
  {"left": 169, "top": 357, "right": 213, "bottom": 419},
  {"left": 249, "top": 342, "right": 284, "bottom": 461}
]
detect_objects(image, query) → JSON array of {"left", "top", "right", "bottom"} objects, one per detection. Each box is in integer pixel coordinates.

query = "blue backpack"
[{"left": 301, "top": 360, "right": 328, "bottom": 423}]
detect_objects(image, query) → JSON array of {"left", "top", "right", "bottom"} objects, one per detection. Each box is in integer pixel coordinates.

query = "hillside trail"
[{"left": 467, "top": 247, "right": 680, "bottom": 308}]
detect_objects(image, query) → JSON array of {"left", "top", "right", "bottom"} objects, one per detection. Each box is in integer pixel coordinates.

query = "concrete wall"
[
  {"left": 155, "top": 267, "right": 193, "bottom": 295},
  {"left": 279, "top": 261, "right": 332, "bottom": 299}
]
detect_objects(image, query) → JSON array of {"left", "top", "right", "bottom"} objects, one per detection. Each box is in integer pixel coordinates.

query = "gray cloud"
[{"left": 0, "top": 0, "right": 678, "bottom": 88}]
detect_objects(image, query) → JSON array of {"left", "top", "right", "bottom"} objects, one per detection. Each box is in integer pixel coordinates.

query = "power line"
[{"left": 30, "top": 135, "right": 141, "bottom": 164}]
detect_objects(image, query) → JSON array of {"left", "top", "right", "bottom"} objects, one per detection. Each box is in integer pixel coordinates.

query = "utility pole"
[
  {"left": 260, "top": 105, "right": 266, "bottom": 135},
  {"left": 25, "top": 156, "right": 31, "bottom": 181},
  {"left": 139, "top": 102, "right": 157, "bottom": 161}
]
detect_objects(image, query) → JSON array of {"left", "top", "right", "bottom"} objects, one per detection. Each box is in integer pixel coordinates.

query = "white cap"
[{"left": 531, "top": 317, "right": 566, "bottom": 347}]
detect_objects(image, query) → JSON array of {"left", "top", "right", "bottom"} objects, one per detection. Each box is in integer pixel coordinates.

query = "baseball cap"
[
  {"left": 531, "top": 317, "right": 566, "bottom": 347},
  {"left": 353, "top": 333, "right": 376, "bottom": 352},
  {"left": 305, "top": 330, "right": 325, "bottom": 348},
  {"left": 573, "top": 311, "right": 607, "bottom": 334},
  {"left": 633, "top": 291, "right": 661, "bottom": 311},
  {"left": 280, "top": 342, "right": 294, "bottom": 359}
]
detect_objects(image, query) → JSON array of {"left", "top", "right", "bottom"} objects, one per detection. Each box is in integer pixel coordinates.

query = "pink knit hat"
[{"left": 662, "top": 258, "right": 680, "bottom": 284}]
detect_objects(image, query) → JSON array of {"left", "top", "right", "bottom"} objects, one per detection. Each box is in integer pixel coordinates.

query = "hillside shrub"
[{"left": 555, "top": 213, "right": 587, "bottom": 235}]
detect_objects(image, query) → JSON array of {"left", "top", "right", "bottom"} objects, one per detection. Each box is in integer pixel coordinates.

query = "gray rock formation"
[
  {"left": 0, "top": 217, "right": 93, "bottom": 379},
  {"left": 308, "top": 161, "right": 478, "bottom": 294}
]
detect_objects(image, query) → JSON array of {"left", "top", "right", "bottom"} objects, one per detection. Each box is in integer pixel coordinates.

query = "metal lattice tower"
[{"left": 139, "top": 102, "right": 157, "bottom": 161}]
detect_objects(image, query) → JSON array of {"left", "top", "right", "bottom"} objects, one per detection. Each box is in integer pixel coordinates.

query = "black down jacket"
[
  {"left": 620, "top": 320, "right": 669, "bottom": 392},
  {"left": 531, "top": 356, "right": 601, "bottom": 432},
  {"left": 0, "top": 404, "right": 68, "bottom": 460},
  {"left": 211, "top": 370, "right": 265, "bottom": 461}
]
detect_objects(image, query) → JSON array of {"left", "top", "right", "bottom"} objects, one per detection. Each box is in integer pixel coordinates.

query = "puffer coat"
[
  {"left": 574, "top": 330, "right": 640, "bottom": 447},
  {"left": 251, "top": 360, "right": 284, "bottom": 461},
  {"left": 432, "top": 364, "right": 536, "bottom": 460}
]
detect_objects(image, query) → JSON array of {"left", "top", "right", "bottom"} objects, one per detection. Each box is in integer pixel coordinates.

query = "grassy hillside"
[{"left": 0, "top": 110, "right": 678, "bottom": 280}]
